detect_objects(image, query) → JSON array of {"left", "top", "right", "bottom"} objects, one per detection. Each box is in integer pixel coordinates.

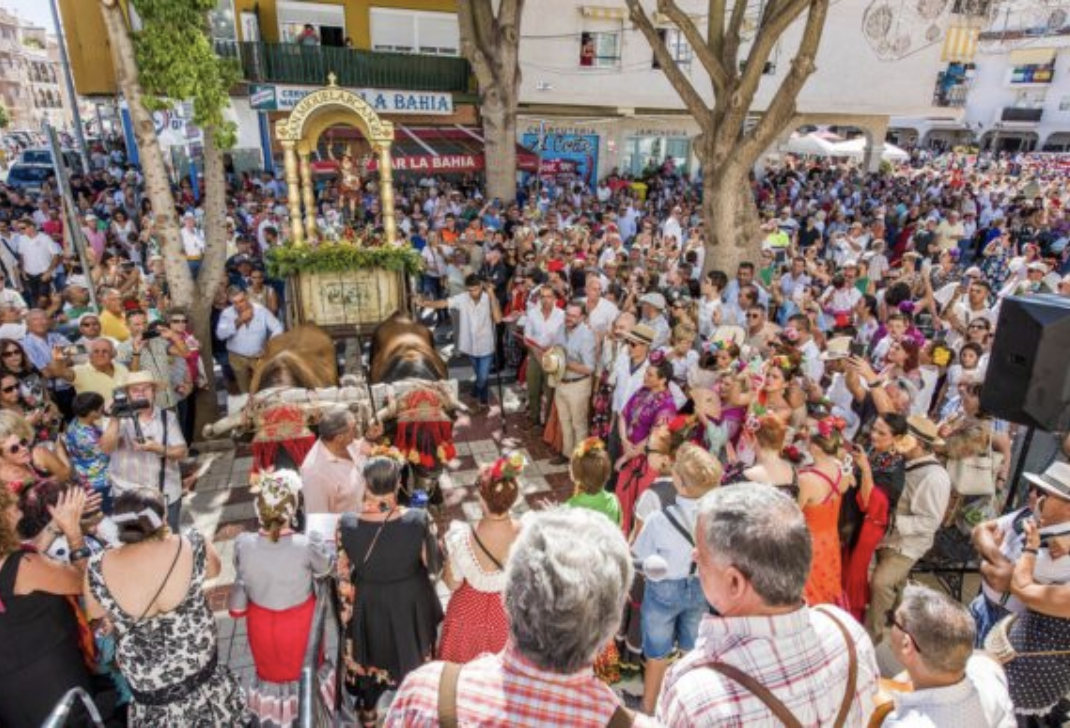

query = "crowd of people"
[{"left": 0, "top": 133, "right": 1068, "bottom": 727}]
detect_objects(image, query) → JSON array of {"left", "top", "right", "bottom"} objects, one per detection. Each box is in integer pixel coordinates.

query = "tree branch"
[
  {"left": 626, "top": 0, "right": 712, "bottom": 131},
  {"left": 740, "top": 0, "right": 828, "bottom": 161},
  {"left": 708, "top": 0, "right": 725, "bottom": 63},
  {"left": 723, "top": 0, "right": 748, "bottom": 71},
  {"left": 737, "top": 0, "right": 810, "bottom": 103},
  {"left": 457, "top": 0, "right": 497, "bottom": 87},
  {"left": 656, "top": 0, "right": 729, "bottom": 96}
]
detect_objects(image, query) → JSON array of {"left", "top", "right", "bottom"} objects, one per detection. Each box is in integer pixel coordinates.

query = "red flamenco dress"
[
  {"left": 800, "top": 467, "right": 847, "bottom": 607},
  {"left": 616, "top": 387, "right": 677, "bottom": 536},
  {"left": 438, "top": 523, "right": 509, "bottom": 664},
  {"left": 842, "top": 450, "right": 905, "bottom": 622}
]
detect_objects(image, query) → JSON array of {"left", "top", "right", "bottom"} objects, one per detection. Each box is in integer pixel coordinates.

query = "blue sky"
[{"left": 1, "top": 0, "right": 56, "bottom": 31}]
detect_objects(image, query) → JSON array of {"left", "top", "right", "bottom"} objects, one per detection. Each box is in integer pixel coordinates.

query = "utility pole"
[{"left": 47, "top": 0, "right": 90, "bottom": 173}]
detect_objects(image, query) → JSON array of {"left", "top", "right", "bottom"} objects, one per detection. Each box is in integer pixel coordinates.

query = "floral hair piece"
[
  {"left": 648, "top": 349, "right": 667, "bottom": 366},
  {"left": 572, "top": 437, "right": 605, "bottom": 459},
  {"left": 485, "top": 451, "right": 528, "bottom": 493},
  {"left": 368, "top": 445, "right": 406, "bottom": 464},
  {"left": 783, "top": 327, "right": 801, "bottom": 343},
  {"left": 897, "top": 300, "right": 916, "bottom": 314},
  {"left": 816, "top": 415, "right": 847, "bottom": 439}
]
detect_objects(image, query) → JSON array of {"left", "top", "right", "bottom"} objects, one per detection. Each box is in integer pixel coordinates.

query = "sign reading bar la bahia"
[{"left": 250, "top": 83, "right": 453, "bottom": 115}]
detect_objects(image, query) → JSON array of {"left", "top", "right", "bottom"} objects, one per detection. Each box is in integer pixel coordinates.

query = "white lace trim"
[{"left": 445, "top": 522, "right": 506, "bottom": 594}]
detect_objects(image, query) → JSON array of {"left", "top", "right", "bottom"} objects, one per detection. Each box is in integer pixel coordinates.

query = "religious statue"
[{"left": 328, "top": 143, "right": 370, "bottom": 223}]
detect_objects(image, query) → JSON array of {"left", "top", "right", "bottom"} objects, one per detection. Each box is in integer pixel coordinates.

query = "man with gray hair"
[
  {"left": 883, "top": 583, "right": 1014, "bottom": 727},
  {"left": 657, "top": 485, "right": 879, "bottom": 725},
  {"left": 298, "top": 409, "right": 372, "bottom": 514},
  {"left": 385, "top": 508, "right": 657, "bottom": 726}
]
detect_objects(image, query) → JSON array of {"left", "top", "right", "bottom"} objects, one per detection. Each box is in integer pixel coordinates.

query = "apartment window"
[
  {"left": 277, "top": 1, "right": 346, "bottom": 47},
  {"left": 580, "top": 31, "right": 620, "bottom": 68},
  {"left": 1011, "top": 63, "right": 1055, "bottom": 84},
  {"left": 370, "top": 9, "right": 459, "bottom": 56},
  {"left": 652, "top": 28, "right": 692, "bottom": 69}
]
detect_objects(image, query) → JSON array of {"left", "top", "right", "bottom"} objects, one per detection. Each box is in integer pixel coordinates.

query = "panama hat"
[
  {"left": 623, "top": 323, "right": 656, "bottom": 347},
  {"left": 116, "top": 371, "right": 162, "bottom": 390},
  {"left": 541, "top": 345, "right": 567, "bottom": 389},
  {"left": 906, "top": 415, "right": 944, "bottom": 448},
  {"left": 1024, "top": 461, "right": 1070, "bottom": 501},
  {"left": 639, "top": 292, "right": 667, "bottom": 311}
]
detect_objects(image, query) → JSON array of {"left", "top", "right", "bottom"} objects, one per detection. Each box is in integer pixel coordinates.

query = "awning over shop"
[
  {"left": 1009, "top": 48, "right": 1056, "bottom": 66},
  {"left": 310, "top": 126, "right": 539, "bottom": 175}
]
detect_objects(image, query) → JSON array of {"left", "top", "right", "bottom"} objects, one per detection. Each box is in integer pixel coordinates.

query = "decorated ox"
[{"left": 367, "top": 311, "right": 460, "bottom": 504}]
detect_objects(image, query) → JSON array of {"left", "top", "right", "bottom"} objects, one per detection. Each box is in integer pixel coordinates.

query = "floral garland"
[{"left": 265, "top": 242, "right": 423, "bottom": 278}]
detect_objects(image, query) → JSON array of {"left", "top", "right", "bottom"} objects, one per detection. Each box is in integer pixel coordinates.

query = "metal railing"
[
  {"left": 216, "top": 40, "right": 471, "bottom": 93},
  {"left": 41, "top": 688, "right": 105, "bottom": 728},
  {"left": 298, "top": 577, "right": 344, "bottom": 728},
  {"left": 1001, "top": 107, "right": 1044, "bottom": 123}
]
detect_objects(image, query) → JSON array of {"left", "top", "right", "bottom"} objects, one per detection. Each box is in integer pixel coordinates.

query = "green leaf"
[{"left": 265, "top": 244, "right": 424, "bottom": 278}]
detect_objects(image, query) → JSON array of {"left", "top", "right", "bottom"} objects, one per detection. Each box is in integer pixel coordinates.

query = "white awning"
[
  {"left": 581, "top": 6, "right": 628, "bottom": 20},
  {"left": 1009, "top": 48, "right": 1056, "bottom": 66}
]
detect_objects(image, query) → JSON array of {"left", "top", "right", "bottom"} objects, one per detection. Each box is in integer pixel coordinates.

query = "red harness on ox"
[{"left": 391, "top": 388, "right": 456, "bottom": 468}]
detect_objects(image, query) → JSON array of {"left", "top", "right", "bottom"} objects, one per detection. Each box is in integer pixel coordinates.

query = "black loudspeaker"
[{"left": 981, "top": 294, "right": 1070, "bottom": 431}]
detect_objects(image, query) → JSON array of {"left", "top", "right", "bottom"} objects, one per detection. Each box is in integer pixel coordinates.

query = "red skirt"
[
  {"left": 246, "top": 595, "right": 317, "bottom": 684},
  {"left": 617, "top": 455, "right": 657, "bottom": 537},
  {"left": 438, "top": 582, "right": 509, "bottom": 664}
]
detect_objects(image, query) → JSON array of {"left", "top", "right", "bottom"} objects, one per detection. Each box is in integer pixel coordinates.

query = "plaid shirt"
[
  {"left": 657, "top": 606, "right": 879, "bottom": 727},
  {"left": 385, "top": 642, "right": 659, "bottom": 727}
]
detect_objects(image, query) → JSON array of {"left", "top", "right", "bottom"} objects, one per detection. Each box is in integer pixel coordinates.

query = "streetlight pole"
[{"left": 47, "top": 0, "right": 90, "bottom": 173}]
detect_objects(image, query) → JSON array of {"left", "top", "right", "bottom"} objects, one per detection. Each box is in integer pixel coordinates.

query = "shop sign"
[
  {"left": 631, "top": 128, "right": 690, "bottom": 138},
  {"left": 520, "top": 130, "right": 600, "bottom": 186},
  {"left": 365, "top": 154, "right": 482, "bottom": 172},
  {"left": 250, "top": 83, "right": 453, "bottom": 115}
]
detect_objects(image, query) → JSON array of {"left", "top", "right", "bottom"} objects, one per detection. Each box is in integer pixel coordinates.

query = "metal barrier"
[
  {"left": 41, "top": 687, "right": 105, "bottom": 728},
  {"left": 219, "top": 41, "right": 472, "bottom": 93},
  {"left": 298, "top": 577, "right": 344, "bottom": 728}
]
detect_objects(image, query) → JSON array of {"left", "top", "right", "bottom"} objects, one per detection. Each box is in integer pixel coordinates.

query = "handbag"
[{"left": 946, "top": 427, "right": 1002, "bottom": 498}]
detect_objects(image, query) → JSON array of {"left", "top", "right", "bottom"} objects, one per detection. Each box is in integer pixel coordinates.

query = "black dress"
[
  {"left": 0, "top": 550, "right": 91, "bottom": 728},
  {"left": 338, "top": 509, "right": 442, "bottom": 706}
]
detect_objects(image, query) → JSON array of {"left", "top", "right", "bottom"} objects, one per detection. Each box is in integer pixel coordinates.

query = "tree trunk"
[
  {"left": 98, "top": 1, "right": 193, "bottom": 309},
  {"left": 700, "top": 161, "right": 762, "bottom": 274},
  {"left": 191, "top": 126, "right": 227, "bottom": 438},
  {"left": 481, "top": 96, "right": 517, "bottom": 204}
]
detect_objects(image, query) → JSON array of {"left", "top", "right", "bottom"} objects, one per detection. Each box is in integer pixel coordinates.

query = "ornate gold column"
[
  {"left": 282, "top": 141, "right": 304, "bottom": 245},
  {"left": 299, "top": 150, "right": 317, "bottom": 242},
  {"left": 377, "top": 143, "right": 397, "bottom": 245}
]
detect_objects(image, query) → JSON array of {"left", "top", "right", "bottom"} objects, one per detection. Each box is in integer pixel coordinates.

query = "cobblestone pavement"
[{"left": 193, "top": 353, "right": 623, "bottom": 696}]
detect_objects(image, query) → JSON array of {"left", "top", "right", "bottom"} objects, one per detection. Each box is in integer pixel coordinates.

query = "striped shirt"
[
  {"left": 657, "top": 606, "right": 879, "bottom": 727},
  {"left": 385, "top": 642, "right": 659, "bottom": 727}
]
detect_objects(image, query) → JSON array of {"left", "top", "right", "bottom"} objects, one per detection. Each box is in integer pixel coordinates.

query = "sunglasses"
[
  {"left": 6, "top": 438, "right": 28, "bottom": 455},
  {"left": 1, "top": 384, "right": 16, "bottom": 394},
  {"left": 884, "top": 609, "right": 922, "bottom": 653},
  {"left": 1, "top": 350, "right": 19, "bottom": 357},
  {"left": 628, "top": 340, "right": 647, "bottom": 348},
  {"left": 170, "top": 318, "right": 187, "bottom": 324}
]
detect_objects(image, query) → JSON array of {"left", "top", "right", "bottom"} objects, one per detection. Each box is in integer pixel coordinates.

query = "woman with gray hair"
[{"left": 386, "top": 508, "right": 658, "bottom": 726}]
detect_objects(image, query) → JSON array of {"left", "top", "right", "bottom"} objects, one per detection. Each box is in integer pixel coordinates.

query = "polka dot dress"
[{"left": 1005, "top": 610, "right": 1070, "bottom": 716}]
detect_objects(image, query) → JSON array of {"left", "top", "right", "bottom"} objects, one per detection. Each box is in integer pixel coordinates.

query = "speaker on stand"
[{"left": 980, "top": 294, "right": 1070, "bottom": 511}]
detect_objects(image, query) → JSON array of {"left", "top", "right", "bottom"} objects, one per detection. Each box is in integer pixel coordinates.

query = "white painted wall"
[{"left": 517, "top": 0, "right": 945, "bottom": 117}]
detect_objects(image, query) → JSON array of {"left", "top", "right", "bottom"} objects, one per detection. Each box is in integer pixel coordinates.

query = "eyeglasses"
[
  {"left": 628, "top": 340, "right": 647, "bottom": 348},
  {"left": 1, "top": 350, "right": 19, "bottom": 358},
  {"left": 885, "top": 609, "right": 923, "bottom": 653},
  {"left": 6, "top": 438, "right": 28, "bottom": 455},
  {"left": 170, "top": 318, "right": 187, "bottom": 324},
  {"left": 1, "top": 384, "right": 16, "bottom": 393}
]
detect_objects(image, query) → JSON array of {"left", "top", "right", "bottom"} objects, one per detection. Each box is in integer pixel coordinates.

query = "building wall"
[
  {"left": 516, "top": 0, "right": 944, "bottom": 117},
  {"left": 231, "top": 0, "right": 456, "bottom": 46}
]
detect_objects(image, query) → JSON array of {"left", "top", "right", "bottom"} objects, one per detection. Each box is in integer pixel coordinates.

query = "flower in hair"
[
  {"left": 573, "top": 437, "right": 605, "bottom": 459},
  {"left": 649, "top": 350, "right": 667, "bottom": 366},
  {"left": 486, "top": 451, "right": 528, "bottom": 486},
  {"left": 898, "top": 300, "right": 916, "bottom": 314},
  {"left": 783, "top": 327, "right": 800, "bottom": 343},
  {"left": 745, "top": 414, "right": 762, "bottom": 433},
  {"left": 816, "top": 416, "right": 847, "bottom": 439},
  {"left": 369, "top": 445, "right": 406, "bottom": 464}
]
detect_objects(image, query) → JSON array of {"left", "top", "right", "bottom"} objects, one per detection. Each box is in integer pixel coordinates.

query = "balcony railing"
[
  {"left": 932, "top": 76, "right": 970, "bottom": 107},
  {"left": 216, "top": 40, "right": 471, "bottom": 93},
  {"left": 1001, "top": 107, "right": 1043, "bottom": 123}
]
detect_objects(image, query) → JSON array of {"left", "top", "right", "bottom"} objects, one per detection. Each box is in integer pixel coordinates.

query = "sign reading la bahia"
[{"left": 250, "top": 83, "right": 453, "bottom": 115}]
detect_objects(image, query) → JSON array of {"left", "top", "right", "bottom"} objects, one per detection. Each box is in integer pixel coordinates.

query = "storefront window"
[{"left": 622, "top": 136, "right": 690, "bottom": 176}]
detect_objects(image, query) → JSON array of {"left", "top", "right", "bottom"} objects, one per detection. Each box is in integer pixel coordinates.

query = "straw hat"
[
  {"left": 906, "top": 415, "right": 944, "bottom": 448},
  {"left": 541, "top": 345, "right": 567, "bottom": 389},
  {"left": 116, "top": 371, "right": 162, "bottom": 390},
  {"left": 1024, "top": 461, "right": 1070, "bottom": 502},
  {"left": 623, "top": 323, "right": 656, "bottom": 347}
]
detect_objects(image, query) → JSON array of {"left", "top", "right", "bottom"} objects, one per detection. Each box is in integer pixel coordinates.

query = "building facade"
[
  {"left": 0, "top": 9, "right": 71, "bottom": 132},
  {"left": 890, "top": 14, "right": 1070, "bottom": 152}
]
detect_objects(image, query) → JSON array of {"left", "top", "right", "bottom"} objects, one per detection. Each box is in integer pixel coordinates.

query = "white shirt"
[
  {"left": 15, "top": 232, "right": 60, "bottom": 275},
  {"left": 448, "top": 292, "right": 495, "bottom": 357},
  {"left": 634, "top": 496, "right": 700, "bottom": 581},
  {"left": 799, "top": 338, "right": 824, "bottom": 382},
  {"left": 215, "top": 303, "right": 283, "bottom": 356},
  {"left": 611, "top": 353, "right": 648, "bottom": 413},
  {"left": 180, "top": 226, "right": 205, "bottom": 258},
  {"left": 586, "top": 297, "right": 619, "bottom": 338},
  {"left": 523, "top": 304, "right": 565, "bottom": 349},
  {"left": 982, "top": 508, "right": 1070, "bottom": 614},
  {"left": 884, "top": 655, "right": 1015, "bottom": 728},
  {"left": 698, "top": 297, "right": 722, "bottom": 340}
]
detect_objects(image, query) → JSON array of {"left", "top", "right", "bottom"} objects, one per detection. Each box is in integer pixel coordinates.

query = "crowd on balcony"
[{"left": 0, "top": 132, "right": 1069, "bottom": 726}]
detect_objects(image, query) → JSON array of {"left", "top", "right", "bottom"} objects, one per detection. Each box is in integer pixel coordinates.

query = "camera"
[
  {"left": 142, "top": 321, "right": 164, "bottom": 341},
  {"left": 110, "top": 389, "right": 151, "bottom": 419}
]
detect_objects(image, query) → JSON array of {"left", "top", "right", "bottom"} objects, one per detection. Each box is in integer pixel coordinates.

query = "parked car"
[
  {"left": 5, "top": 163, "right": 54, "bottom": 193},
  {"left": 17, "top": 146, "right": 83, "bottom": 174}
]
